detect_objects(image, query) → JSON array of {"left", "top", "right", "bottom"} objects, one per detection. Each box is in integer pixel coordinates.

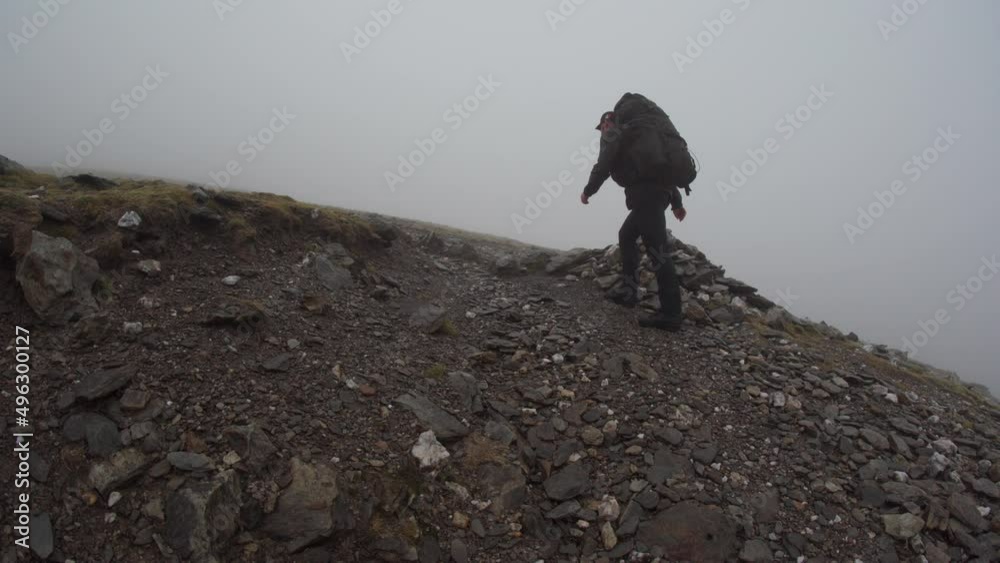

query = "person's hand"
[
  {"left": 673, "top": 207, "right": 687, "bottom": 222},
  {"left": 580, "top": 192, "right": 589, "bottom": 205}
]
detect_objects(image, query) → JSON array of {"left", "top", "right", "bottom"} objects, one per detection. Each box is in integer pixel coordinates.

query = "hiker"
[{"left": 579, "top": 93, "right": 697, "bottom": 331}]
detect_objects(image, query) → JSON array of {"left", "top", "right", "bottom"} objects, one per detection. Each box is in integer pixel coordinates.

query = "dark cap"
[{"left": 595, "top": 111, "right": 615, "bottom": 130}]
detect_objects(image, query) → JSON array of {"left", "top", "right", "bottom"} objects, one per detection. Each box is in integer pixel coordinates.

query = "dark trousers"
[{"left": 618, "top": 203, "right": 682, "bottom": 318}]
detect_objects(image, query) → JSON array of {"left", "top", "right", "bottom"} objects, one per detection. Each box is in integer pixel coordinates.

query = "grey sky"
[{"left": 2, "top": 1, "right": 998, "bottom": 392}]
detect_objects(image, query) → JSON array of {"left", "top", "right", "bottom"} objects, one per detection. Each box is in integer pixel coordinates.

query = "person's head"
[{"left": 596, "top": 111, "right": 615, "bottom": 132}]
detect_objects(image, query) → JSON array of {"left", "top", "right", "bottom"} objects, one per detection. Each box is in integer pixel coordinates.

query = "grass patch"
[
  {"left": 750, "top": 310, "right": 993, "bottom": 408},
  {"left": 0, "top": 190, "right": 41, "bottom": 214},
  {"left": 751, "top": 315, "right": 821, "bottom": 341},
  {"left": 422, "top": 363, "right": 447, "bottom": 380},
  {"left": 228, "top": 298, "right": 269, "bottom": 321},
  {"left": 254, "top": 193, "right": 302, "bottom": 231},
  {"left": 225, "top": 216, "right": 257, "bottom": 245},
  {"left": 93, "top": 276, "right": 115, "bottom": 302},
  {"left": 0, "top": 169, "right": 379, "bottom": 250},
  {"left": 89, "top": 232, "right": 126, "bottom": 268},
  {"left": 0, "top": 190, "right": 43, "bottom": 235},
  {"left": 301, "top": 293, "right": 331, "bottom": 313},
  {"left": 461, "top": 433, "right": 509, "bottom": 470},
  {"left": 369, "top": 512, "right": 421, "bottom": 542},
  {"left": 815, "top": 356, "right": 840, "bottom": 372},
  {"left": 439, "top": 319, "right": 459, "bottom": 337},
  {"left": 37, "top": 221, "right": 79, "bottom": 240},
  {"left": 366, "top": 463, "right": 425, "bottom": 519},
  {"left": 359, "top": 212, "right": 546, "bottom": 251},
  {"left": 865, "top": 354, "right": 931, "bottom": 389},
  {"left": 0, "top": 168, "right": 58, "bottom": 191},
  {"left": 865, "top": 353, "right": 987, "bottom": 405},
  {"left": 217, "top": 190, "right": 376, "bottom": 246},
  {"left": 747, "top": 310, "right": 997, "bottom": 410},
  {"left": 58, "top": 179, "right": 197, "bottom": 229}
]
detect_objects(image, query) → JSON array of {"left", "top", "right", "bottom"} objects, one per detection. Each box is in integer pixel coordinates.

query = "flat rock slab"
[
  {"left": 262, "top": 353, "right": 293, "bottom": 372},
  {"left": 63, "top": 412, "right": 114, "bottom": 441},
  {"left": 882, "top": 481, "right": 927, "bottom": 503},
  {"left": 647, "top": 448, "right": 693, "bottom": 485},
  {"left": 750, "top": 489, "right": 781, "bottom": 523},
  {"left": 543, "top": 462, "right": 591, "bottom": 501},
  {"left": 709, "top": 305, "right": 744, "bottom": 325},
  {"left": 637, "top": 502, "right": 739, "bottom": 563},
  {"left": 223, "top": 424, "right": 277, "bottom": 472},
  {"left": 545, "top": 248, "right": 597, "bottom": 275},
  {"left": 692, "top": 444, "right": 719, "bottom": 465},
  {"left": 408, "top": 303, "right": 448, "bottom": 334},
  {"left": 860, "top": 428, "right": 890, "bottom": 450},
  {"left": 653, "top": 425, "right": 684, "bottom": 446},
  {"left": 603, "top": 352, "right": 658, "bottom": 382},
  {"left": 450, "top": 539, "right": 469, "bottom": 563},
  {"left": 479, "top": 464, "right": 526, "bottom": 515},
  {"left": 492, "top": 255, "right": 522, "bottom": 276},
  {"left": 167, "top": 452, "right": 215, "bottom": 472},
  {"left": 85, "top": 417, "right": 122, "bottom": 457},
  {"left": 75, "top": 364, "right": 135, "bottom": 401},
  {"left": 484, "top": 420, "right": 515, "bottom": 446},
  {"left": 883, "top": 513, "right": 925, "bottom": 539},
  {"left": 201, "top": 300, "right": 266, "bottom": 327},
  {"left": 858, "top": 480, "right": 885, "bottom": 507},
  {"left": 165, "top": 470, "right": 241, "bottom": 561},
  {"left": 947, "top": 492, "right": 988, "bottom": 532},
  {"left": 740, "top": 539, "right": 773, "bottom": 562},
  {"left": 30, "top": 513, "right": 54, "bottom": 559},
  {"left": 29, "top": 456, "right": 50, "bottom": 483},
  {"left": 972, "top": 478, "right": 1000, "bottom": 499},
  {"left": 395, "top": 393, "right": 469, "bottom": 440},
  {"left": 264, "top": 458, "right": 339, "bottom": 552},
  {"left": 617, "top": 500, "right": 643, "bottom": 537},
  {"left": 120, "top": 389, "right": 151, "bottom": 411},
  {"left": 448, "top": 372, "right": 483, "bottom": 414},
  {"left": 89, "top": 448, "right": 150, "bottom": 494},
  {"left": 546, "top": 500, "right": 582, "bottom": 520},
  {"left": 314, "top": 255, "right": 353, "bottom": 291}
]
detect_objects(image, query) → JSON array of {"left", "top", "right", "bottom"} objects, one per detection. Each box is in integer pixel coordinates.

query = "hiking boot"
[
  {"left": 638, "top": 313, "right": 683, "bottom": 332},
  {"left": 606, "top": 286, "right": 639, "bottom": 307}
]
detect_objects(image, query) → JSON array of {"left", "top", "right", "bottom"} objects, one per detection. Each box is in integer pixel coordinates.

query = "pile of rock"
[{"left": 533, "top": 234, "right": 786, "bottom": 329}]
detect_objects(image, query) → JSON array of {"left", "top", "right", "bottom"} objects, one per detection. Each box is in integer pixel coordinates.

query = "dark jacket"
[{"left": 582, "top": 124, "right": 683, "bottom": 211}]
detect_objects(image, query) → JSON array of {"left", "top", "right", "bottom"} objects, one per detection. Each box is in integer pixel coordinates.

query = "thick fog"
[{"left": 2, "top": 1, "right": 997, "bottom": 392}]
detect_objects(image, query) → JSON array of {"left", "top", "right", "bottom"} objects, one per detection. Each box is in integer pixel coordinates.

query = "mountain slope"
[{"left": 1, "top": 165, "right": 998, "bottom": 562}]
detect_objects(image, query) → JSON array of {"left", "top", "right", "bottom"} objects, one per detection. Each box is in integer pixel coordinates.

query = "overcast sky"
[{"left": 2, "top": 1, "right": 997, "bottom": 393}]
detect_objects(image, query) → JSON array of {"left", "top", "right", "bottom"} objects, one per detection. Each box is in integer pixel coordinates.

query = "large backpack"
[{"left": 614, "top": 93, "right": 697, "bottom": 193}]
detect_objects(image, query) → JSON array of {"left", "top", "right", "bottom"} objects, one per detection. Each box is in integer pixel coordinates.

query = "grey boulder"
[{"left": 15, "top": 231, "right": 100, "bottom": 325}]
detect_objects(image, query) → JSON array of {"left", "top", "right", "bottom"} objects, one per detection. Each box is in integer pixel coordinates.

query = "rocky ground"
[{"left": 1, "top": 167, "right": 999, "bottom": 562}]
